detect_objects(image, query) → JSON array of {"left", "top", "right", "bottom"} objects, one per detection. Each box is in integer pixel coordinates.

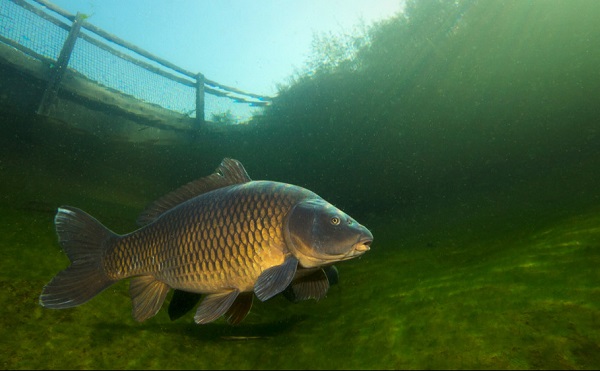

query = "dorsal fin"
[{"left": 137, "top": 158, "right": 251, "bottom": 226}]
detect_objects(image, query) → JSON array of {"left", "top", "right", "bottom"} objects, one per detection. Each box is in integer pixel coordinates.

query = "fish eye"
[{"left": 330, "top": 216, "right": 341, "bottom": 225}]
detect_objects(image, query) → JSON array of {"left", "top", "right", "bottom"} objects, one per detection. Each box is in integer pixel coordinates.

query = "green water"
[
  {"left": 1, "top": 115, "right": 599, "bottom": 370},
  {"left": 2, "top": 0, "right": 600, "bottom": 369}
]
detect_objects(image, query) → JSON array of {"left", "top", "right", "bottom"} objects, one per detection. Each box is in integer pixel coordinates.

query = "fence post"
[
  {"left": 195, "top": 73, "right": 205, "bottom": 126},
  {"left": 37, "top": 12, "right": 86, "bottom": 116}
]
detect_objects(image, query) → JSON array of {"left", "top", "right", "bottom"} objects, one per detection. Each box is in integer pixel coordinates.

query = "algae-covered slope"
[{"left": 1, "top": 108, "right": 599, "bottom": 369}]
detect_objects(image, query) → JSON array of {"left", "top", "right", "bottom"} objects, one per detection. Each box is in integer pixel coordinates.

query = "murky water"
[{"left": 1, "top": 0, "right": 600, "bottom": 369}]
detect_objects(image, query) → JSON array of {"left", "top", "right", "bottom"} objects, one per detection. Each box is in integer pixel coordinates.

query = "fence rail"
[{"left": 1, "top": 0, "right": 272, "bottom": 125}]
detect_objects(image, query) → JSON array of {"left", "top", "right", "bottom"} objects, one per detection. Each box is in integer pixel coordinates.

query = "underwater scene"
[{"left": 1, "top": 0, "right": 600, "bottom": 369}]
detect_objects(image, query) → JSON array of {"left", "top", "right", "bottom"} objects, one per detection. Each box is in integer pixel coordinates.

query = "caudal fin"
[{"left": 40, "top": 206, "right": 117, "bottom": 309}]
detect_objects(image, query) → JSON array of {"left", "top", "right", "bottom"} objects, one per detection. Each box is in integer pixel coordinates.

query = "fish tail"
[{"left": 40, "top": 206, "right": 118, "bottom": 309}]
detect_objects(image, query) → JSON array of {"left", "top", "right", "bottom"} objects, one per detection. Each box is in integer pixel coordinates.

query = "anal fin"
[
  {"left": 225, "top": 292, "right": 253, "bottom": 325},
  {"left": 130, "top": 276, "right": 170, "bottom": 322}
]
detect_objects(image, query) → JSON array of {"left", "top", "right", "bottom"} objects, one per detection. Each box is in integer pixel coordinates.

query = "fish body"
[
  {"left": 108, "top": 181, "right": 314, "bottom": 292},
  {"left": 40, "top": 159, "right": 373, "bottom": 324}
]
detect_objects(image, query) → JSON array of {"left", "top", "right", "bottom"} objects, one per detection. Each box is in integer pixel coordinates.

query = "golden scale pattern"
[{"left": 103, "top": 182, "right": 315, "bottom": 293}]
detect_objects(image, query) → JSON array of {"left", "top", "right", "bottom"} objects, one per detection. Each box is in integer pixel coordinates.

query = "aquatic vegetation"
[{"left": 210, "top": 110, "right": 238, "bottom": 125}]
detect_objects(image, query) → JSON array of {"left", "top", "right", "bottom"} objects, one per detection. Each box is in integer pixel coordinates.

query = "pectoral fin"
[
  {"left": 130, "top": 276, "right": 170, "bottom": 322},
  {"left": 254, "top": 255, "right": 298, "bottom": 302},
  {"left": 283, "top": 267, "right": 330, "bottom": 302},
  {"left": 194, "top": 290, "right": 239, "bottom": 324},
  {"left": 323, "top": 265, "right": 339, "bottom": 285}
]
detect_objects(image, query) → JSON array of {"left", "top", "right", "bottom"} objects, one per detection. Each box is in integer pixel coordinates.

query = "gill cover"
[{"left": 285, "top": 198, "right": 370, "bottom": 268}]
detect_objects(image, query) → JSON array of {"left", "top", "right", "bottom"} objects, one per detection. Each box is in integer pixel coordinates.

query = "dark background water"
[{"left": 1, "top": 0, "right": 599, "bottom": 369}]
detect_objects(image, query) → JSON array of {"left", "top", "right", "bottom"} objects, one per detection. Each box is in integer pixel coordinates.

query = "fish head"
[{"left": 284, "top": 198, "right": 373, "bottom": 268}]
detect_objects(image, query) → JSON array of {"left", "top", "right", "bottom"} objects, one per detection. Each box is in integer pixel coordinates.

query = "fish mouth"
[
  {"left": 348, "top": 237, "right": 372, "bottom": 257},
  {"left": 321, "top": 237, "right": 373, "bottom": 263},
  {"left": 353, "top": 238, "right": 372, "bottom": 252}
]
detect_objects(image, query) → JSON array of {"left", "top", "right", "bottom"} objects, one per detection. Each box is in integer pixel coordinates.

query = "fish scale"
[
  {"left": 103, "top": 181, "right": 313, "bottom": 293},
  {"left": 40, "top": 158, "right": 373, "bottom": 325}
]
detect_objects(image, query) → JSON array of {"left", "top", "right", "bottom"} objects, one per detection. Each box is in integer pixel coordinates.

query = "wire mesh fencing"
[{"left": 0, "top": 0, "right": 271, "bottom": 124}]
